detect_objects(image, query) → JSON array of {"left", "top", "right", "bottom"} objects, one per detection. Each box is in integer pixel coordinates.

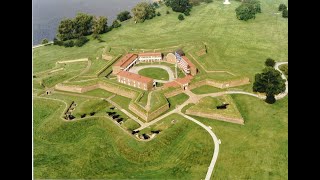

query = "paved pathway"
[
  {"left": 129, "top": 65, "right": 175, "bottom": 82},
  {"left": 274, "top": 62, "right": 288, "bottom": 100},
  {"left": 178, "top": 113, "right": 219, "bottom": 180}
]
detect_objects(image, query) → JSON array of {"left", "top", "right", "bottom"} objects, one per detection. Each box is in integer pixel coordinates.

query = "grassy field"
[
  {"left": 167, "top": 93, "right": 189, "bottom": 110},
  {"left": 33, "top": 0, "right": 287, "bottom": 179},
  {"left": 187, "top": 95, "right": 243, "bottom": 119},
  {"left": 194, "top": 95, "right": 288, "bottom": 179},
  {"left": 138, "top": 68, "right": 170, "bottom": 81},
  {"left": 34, "top": 99, "right": 214, "bottom": 179},
  {"left": 191, "top": 85, "right": 222, "bottom": 94}
]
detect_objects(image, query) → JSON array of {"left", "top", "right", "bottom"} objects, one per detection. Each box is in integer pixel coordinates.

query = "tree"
[
  {"left": 166, "top": 10, "right": 170, "bottom": 14},
  {"left": 117, "top": 11, "right": 132, "bottom": 22},
  {"left": 132, "top": 2, "right": 156, "bottom": 23},
  {"left": 184, "top": 9, "right": 190, "bottom": 16},
  {"left": 235, "top": 0, "right": 261, "bottom": 21},
  {"left": 282, "top": 8, "right": 288, "bottom": 18},
  {"left": 57, "top": 19, "right": 75, "bottom": 41},
  {"left": 53, "top": 37, "right": 63, "bottom": 46},
  {"left": 265, "top": 94, "right": 276, "bottom": 104},
  {"left": 92, "top": 16, "right": 108, "bottom": 34},
  {"left": 278, "top": 4, "right": 287, "bottom": 11},
  {"left": 73, "top": 13, "right": 94, "bottom": 37},
  {"left": 153, "top": 2, "right": 159, "bottom": 8},
  {"left": 41, "top": 39, "right": 49, "bottom": 44},
  {"left": 265, "top": 58, "right": 275, "bottom": 67},
  {"left": 165, "top": 0, "right": 192, "bottom": 13},
  {"left": 178, "top": 14, "right": 185, "bottom": 21},
  {"left": 112, "top": 20, "right": 121, "bottom": 28},
  {"left": 253, "top": 67, "right": 286, "bottom": 103},
  {"left": 157, "top": 12, "right": 161, "bottom": 16},
  {"left": 63, "top": 40, "right": 74, "bottom": 47},
  {"left": 75, "top": 36, "right": 89, "bottom": 47}
]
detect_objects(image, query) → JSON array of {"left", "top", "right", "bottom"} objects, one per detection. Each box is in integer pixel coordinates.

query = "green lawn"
[
  {"left": 167, "top": 93, "right": 189, "bottom": 111},
  {"left": 187, "top": 95, "right": 243, "bottom": 119},
  {"left": 34, "top": 99, "right": 214, "bottom": 179},
  {"left": 121, "top": 119, "right": 141, "bottom": 131},
  {"left": 72, "top": 99, "right": 110, "bottom": 118},
  {"left": 193, "top": 95, "right": 288, "bottom": 179},
  {"left": 191, "top": 85, "right": 222, "bottom": 94},
  {"left": 82, "top": 88, "right": 115, "bottom": 98},
  {"left": 138, "top": 68, "right": 170, "bottom": 81}
]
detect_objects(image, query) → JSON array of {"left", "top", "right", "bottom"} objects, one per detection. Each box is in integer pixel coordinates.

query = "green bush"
[
  {"left": 265, "top": 94, "right": 276, "bottom": 104},
  {"left": 265, "top": 58, "right": 275, "bottom": 67},
  {"left": 75, "top": 36, "right": 89, "bottom": 47},
  {"left": 53, "top": 37, "right": 63, "bottom": 46},
  {"left": 63, "top": 40, "right": 74, "bottom": 47},
  {"left": 184, "top": 9, "right": 190, "bottom": 16},
  {"left": 282, "top": 9, "right": 288, "bottom": 18},
  {"left": 41, "top": 39, "right": 49, "bottom": 44},
  {"left": 166, "top": 10, "right": 170, "bottom": 14},
  {"left": 112, "top": 20, "right": 121, "bottom": 28},
  {"left": 278, "top": 4, "right": 287, "bottom": 11},
  {"left": 157, "top": 12, "right": 161, "bottom": 16},
  {"left": 178, "top": 14, "right": 185, "bottom": 21},
  {"left": 235, "top": 0, "right": 261, "bottom": 21}
]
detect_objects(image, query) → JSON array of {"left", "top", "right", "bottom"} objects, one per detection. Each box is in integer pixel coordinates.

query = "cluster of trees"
[
  {"left": 164, "top": 0, "right": 192, "bottom": 15},
  {"left": 54, "top": 13, "right": 108, "bottom": 47},
  {"left": 253, "top": 58, "right": 286, "bottom": 104},
  {"left": 278, "top": 4, "right": 288, "bottom": 18},
  {"left": 132, "top": 2, "right": 157, "bottom": 23},
  {"left": 55, "top": 9, "right": 134, "bottom": 47},
  {"left": 235, "top": 0, "right": 261, "bottom": 21}
]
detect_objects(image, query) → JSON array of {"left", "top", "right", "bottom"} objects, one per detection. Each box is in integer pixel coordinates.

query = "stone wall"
[
  {"left": 146, "top": 103, "right": 169, "bottom": 122},
  {"left": 185, "top": 110, "right": 244, "bottom": 125},
  {"left": 164, "top": 88, "right": 184, "bottom": 98},
  {"left": 188, "top": 77, "right": 250, "bottom": 90}
]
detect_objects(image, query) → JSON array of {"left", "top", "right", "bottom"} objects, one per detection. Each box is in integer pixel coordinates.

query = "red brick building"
[{"left": 117, "top": 71, "right": 154, "bottom": 91}]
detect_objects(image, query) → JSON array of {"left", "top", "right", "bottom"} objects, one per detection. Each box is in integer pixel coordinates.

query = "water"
[{"left": 32, "top": 0, "right": 148, "bottom": 45}]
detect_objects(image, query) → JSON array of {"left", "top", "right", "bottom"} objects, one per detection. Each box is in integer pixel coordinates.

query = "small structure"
[
  {"left": 112, "top": 54, "right": 138, "bottom": 74},
  {"left": 223, "top": 0, "right": 231, "bottom": 5},
  {"left": 138, "top": 52, "right": 162, "bottom": 62}
]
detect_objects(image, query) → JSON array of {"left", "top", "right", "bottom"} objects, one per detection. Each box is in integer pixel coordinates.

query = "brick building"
[
  {"left": 138, "top": 52, "right": 162, "bottom": 62},
  {"left": 112, "top": 54, "right": 138, "bottom": 74},
  {"left": 117, "top": 71, "right": 154, "bottom": 91}
]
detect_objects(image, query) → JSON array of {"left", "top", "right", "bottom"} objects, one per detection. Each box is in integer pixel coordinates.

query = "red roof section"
[
  {"left": 114, "top": 54, "right": 138, "bottom": 68},
  {"left": 181, "top": 56, "right": 196, "bottom": 68},
  {"left": 117, "top": 71, "right": 153, "bottom": 84},
  {"left": 163, "top": 81, "right": 180, "bottom": 88},
  {"left": 164, "top": 75, "right": 193, "bottom": 87},
  {"left": 138, "top": 52, "right": 162, "bottom": 57}
]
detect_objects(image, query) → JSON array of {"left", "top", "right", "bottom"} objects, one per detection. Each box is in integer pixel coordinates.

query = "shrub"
[
  {"left": 184, "top": 9, "right": 190, "bottom": 16},
  {"left": 178, "top": 14, "right": 185, "bottom": 21},
  {"left": 53, "top": 37, "right": 63, "bottom": 46},
  {"left": 265, "top": 58, "right": 275, "bottom": 67},
  {"left": 282, "top": 9, "right": 288, "bottom": 18},
  {"left": 157, "top": 12, "right": 161, "bottom": 16},
  {"left": 63, "top": 40, "right": 74, "bottom": 47},
  {"left": 75, "top": 36, "right": 89, "bottom": 47},
  {"left": 41, "top": 39, "right": 49, "bottom": 44},
  {"left": 278, "top": 4, "right": 287, "bottom": 11},
  {"left": 265, "top": 94, "right": 276, "bottom": 104},
  {"left": 117, "top": 11, "right": 132, "bottom": 22},
  {"left": 112, "top": 20, "right": 121, "bottom": 28},
  {"left": 235, "top": 0, "right": 261, "bottom": 21},
  {"left": 166, "top": 10, "right": 170, "bottom": 14}
]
